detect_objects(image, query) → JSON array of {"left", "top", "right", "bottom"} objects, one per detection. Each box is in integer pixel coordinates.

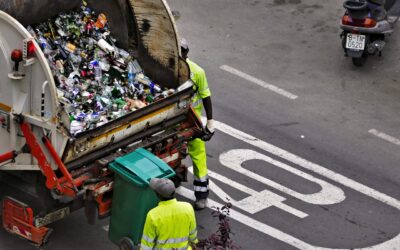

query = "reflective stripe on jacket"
[{"left": 140, "top": 199, "right": 198, "bottom": 250}]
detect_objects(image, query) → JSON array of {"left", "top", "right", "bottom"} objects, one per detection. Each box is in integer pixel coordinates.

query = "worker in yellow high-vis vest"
[
  {"left": 181, "top": 38, "right": 215, "bottom": 210},
  {"left": 140, "top": 178, "right": 198, "bottom": 250}
]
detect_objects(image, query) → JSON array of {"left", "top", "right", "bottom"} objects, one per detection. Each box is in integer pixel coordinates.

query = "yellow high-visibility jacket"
[
  {"left": 140, "top": 198, "right": 198, "bottom": 250},
  {"left": 187, "top": 59, "right": 211, "bottom": 117}
]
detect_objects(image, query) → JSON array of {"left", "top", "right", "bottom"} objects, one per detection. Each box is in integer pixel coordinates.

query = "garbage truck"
[{"left": 0, "top": 0, "right": 202, "bottom": 246}]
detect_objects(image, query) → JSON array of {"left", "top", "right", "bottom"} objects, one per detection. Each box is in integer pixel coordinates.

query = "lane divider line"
[
  {"left": 220, "top": 65, "right": 298, "bottom": 100},
  {"left": 369, "top": 129, "right": 400, "bottom": 146}
]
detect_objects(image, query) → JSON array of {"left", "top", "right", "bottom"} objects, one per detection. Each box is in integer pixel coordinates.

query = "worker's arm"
[
  {"left": 201, "top": 96, "right": 215, "bottom": 141},
  {"left": 196, "top": 69, "right": 215, "bottom": 141},
  {"left": 202, "top": 96, "right": 213, "bottom": 120},
  {"left": 140, "top": 214, "right": 157, "bottom": 250}
]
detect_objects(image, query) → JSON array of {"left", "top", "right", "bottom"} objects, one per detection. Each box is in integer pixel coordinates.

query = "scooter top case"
[{"left": 343, "top": 0, "right": 369, "bottom": 19}]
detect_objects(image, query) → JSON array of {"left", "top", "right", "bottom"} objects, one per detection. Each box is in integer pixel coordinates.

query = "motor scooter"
[{"left": 340, "top": 0, "right": 400, "bottom": 66}]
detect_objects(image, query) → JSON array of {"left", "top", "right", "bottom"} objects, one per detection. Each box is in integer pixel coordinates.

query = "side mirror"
[{"left": 171, "top": 10, "right": 181, "bottom": 21}]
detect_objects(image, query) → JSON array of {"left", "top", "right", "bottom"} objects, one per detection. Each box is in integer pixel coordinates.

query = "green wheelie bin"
[{"left": 108, "top": 148, "right": 175, "bottom": 249}]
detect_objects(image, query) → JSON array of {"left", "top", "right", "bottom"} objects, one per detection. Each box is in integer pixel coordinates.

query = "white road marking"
[
  {"left": 210, "top": 120, "right": 400, "bottom": 249},
  {"left": 176, "top": 186, "right": 317, "bottom": 249},
  {"left": 215, "top": 120, "right": 400, "bottom": 211},
  {"left": 369, "top": 129, "right": 400, "bottom": 146},
  {"left": 102, "top": 225, "right": 109, "bottom": 232},
  {"left": 200, "top": 167, "right": 308, "bottom": 218},
  {"left": 220, "top": 65, "right": 298, "bottom": 100},
  {"left": 177, "top": 185, "right": 400, "bottom": 250},
  {"left": 220, "top": 149, "right": 346, "bottom": 205}
]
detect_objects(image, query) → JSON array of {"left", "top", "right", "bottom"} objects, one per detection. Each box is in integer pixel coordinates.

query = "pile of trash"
[{"left": 28, "top": 3, "right": 175, "bottom": 135}]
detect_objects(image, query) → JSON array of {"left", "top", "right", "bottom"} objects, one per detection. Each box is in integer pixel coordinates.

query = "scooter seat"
[{"left": 343, "top": 0, "right": 368, "bottom": 11}]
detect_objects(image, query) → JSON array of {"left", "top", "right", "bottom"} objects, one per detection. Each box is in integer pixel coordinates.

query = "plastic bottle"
[
  {"left": 136, "top": 73, "right": 161, "bottom": 93},
  {"left": 39, "top": 37, "right": 53, "bottom": 55},
  {"left": 89, "top": 60, "right": 102, "bottom": 83},
  {"left": 131, "top": 59, "right": 143, "bottom": 73},
  {"left": 119, "top": 49, "right": 131, "bottom": 60},
  {"left": 127, "top": 61, "right": 135, "bottom": 85},
  {"left": 94, "top": 64, "right": 102, "bottom": 83},
  {"left": 97, "top": 38, "right": 115, "bottom": 54}
]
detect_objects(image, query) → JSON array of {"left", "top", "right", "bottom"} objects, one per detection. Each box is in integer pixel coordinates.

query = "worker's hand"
[
  {"left": 202, "top": 119, "right": 215, "bottom": 141},
  {"left": 206, "top": 119, "right": 215, "bottom": 133}
]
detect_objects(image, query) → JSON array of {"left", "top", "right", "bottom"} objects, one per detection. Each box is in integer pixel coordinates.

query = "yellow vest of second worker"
[{"left": 140, "top": 199, "right": 198, "bottom": 250}]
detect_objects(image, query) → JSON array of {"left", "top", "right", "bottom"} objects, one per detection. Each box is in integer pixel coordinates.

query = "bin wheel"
[{"left": 119, "top": 237, "right": 135, "bottom": 250}]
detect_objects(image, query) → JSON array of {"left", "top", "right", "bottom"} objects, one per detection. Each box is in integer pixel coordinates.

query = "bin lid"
[{"left": 109, "top": 148, "right": 175, "bottom": 187}]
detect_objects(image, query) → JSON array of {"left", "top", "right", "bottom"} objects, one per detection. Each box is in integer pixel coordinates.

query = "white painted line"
[
  {"left": 211, "top": 120, "right": 400, "bottom": 249},
  {"left": 220, "top": 149, "right": 345, "bottom": 205},
  {"left": 220, "top": 65, "right": 298, "bottom": 100},
  {"left": 203, "top": 168, "right": 308, "bottom": 218},
  {"left": 176, "top": 186, "right": 317, "bottom": 249},
  {"left": 177, "top": 185, "right": 400, "bottom": 250},
  {"left": 369, "top": 129, "right": 400, "bottom": 146},
  {"left": 215, "top": 120, "right": 400, "bottom": 211},
  {"left": 208, "top": 169, "right": 258, "bottom": 195}
]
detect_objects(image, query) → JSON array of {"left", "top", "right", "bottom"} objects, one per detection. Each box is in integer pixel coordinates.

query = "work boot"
[{"left": 194, "top": 198, "right": 208, "bottom": 210}]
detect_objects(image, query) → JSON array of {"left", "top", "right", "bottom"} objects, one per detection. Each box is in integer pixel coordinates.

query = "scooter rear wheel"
[{"left": 352, "top": 55, "right": 367, "bottom": 67}]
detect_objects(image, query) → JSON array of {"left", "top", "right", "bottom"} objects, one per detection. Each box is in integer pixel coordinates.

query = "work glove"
[{"left": 202, "top": 119, "right": 215, "bottom": 141}]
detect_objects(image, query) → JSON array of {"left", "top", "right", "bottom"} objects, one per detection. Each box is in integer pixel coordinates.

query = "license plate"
[{"left": 346, "top": 34, "right": 366, "bottom": 50}]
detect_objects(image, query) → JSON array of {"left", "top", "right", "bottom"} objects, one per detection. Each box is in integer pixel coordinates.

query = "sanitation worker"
[
  {"left": 140, "top": 178, "right": 198, "bottom": 250},
  {"left": 181, "top": 38, "right": 215, "bottom": 210}
]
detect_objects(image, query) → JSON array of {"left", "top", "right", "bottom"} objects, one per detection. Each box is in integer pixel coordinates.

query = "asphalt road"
[{"left": 1, "top": 0, "right": 400, "bottom": 249}]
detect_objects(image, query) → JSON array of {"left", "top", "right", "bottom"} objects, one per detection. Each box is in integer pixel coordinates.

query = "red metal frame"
[
  {"left": 0, "top": 151, "right": 16, "bottom": 164},
  {"left": 95, "top": 193, "right": 112, "bottom": 217},
  {"left": 19, "top": 121, "right": 64, "bottom": 193},
  {"left": 89, "top": 180, "right": 113, "bottom": 216},
  {"left": 42, "top": 136, "right": 77, "bottom": 192},
  {"left": 18, "top": 120, "right": 80, "bottom": 197},
  {"left": 2, "top": 197, "right": 51, "bottom": 246}
]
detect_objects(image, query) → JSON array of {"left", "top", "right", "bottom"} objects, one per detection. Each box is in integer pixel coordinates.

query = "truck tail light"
[
  {"left": 11, "top": 49, "right": 23, "bottom": 72},
  {"left": 8, "top": 48, "right": 26, "bottom": 79},
  {"left": 11, "top": 49, "right": 23, "bottom": 63},
  {"left": 23, "top": 39, "right": 36, "bottom": 60}
]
